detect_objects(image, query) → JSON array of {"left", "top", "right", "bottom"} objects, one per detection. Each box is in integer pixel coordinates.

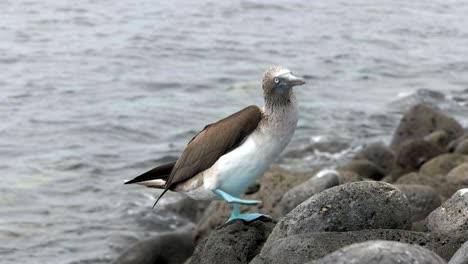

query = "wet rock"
[
  {"left": 353, "top": 142, "right": 395, "bottom": 175},
  {"left": 112, "top": 229, "right": 194, "bottom": 264},
  {"left": 449, "top": 240, "right": 468, "bottom": 264},
  {"left": 390, "top": 103, "right": 464, "bottom": 150},
  {"left": 339, "top": 159, "right": 385, "bottom": 180},
  {"left": 391, "top": 139, "right": 444, "bottom": 180},
  {"left": 267, "top": 181, "right": 410, "bottom": 242},
  {"left": 309, "top": 240, "right": 446, "bottom": 264},
  {"left": 425, "top": 130, "right": 450, "bottom": 149},
  {"left": 251, "top": 229, "right": 468, "bottom": 264},
  {"left": 395, "top": 184, "right": 442, "bottom": 222},
  {"left": 455, "top": 139, "right": 468, "bottom": 155},
  {"left": 337, "top": 170, "right": 364, "bottom": 184},
  {"left": 193, "top": 166, "right": 313, "bottom": 242},
  {"left": 278, "top": 169, "right": 340, "bottom": 215},
  {"left": 426, "top": 189, "right": 468, "bottom": 234},
  {"left": 419, "top": 153, "right": 468, "bottom": 177},
  {"left": 189, "top": 219, "right": 274, "bottom": 264}
]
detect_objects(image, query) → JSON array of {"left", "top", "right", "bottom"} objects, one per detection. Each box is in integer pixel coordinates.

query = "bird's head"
[
  {"left": 262, "top": 66, "right": 305, "bottom": 105},
  {"left": 262, "top": 66, "right": 305, "bottom": 95}
]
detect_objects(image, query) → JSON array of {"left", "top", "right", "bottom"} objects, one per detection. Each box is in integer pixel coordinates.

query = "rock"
[
  {"left": 337, "top": 170, "right": 364, "bottom": 184},
  {"left": 189, "top": 219, "right": 274, "bottom": 264},
  {"left": 395, "top": 172, "right": 460, "bottom": 199},
  {"left": 425, "top": 130, "right": 450, "bottom": 149},
  {"left": 278, "top": 169, "right": 340, "bottom": 215},
  {"left": 309, "top": 240, "right": 446, "bottom": 264},
  {"left": 339, "top": 159, "right": 385, "bottom": 180},
  {"left": 390, "top": 103, "right": 464, "bottom": 150},
  {"left": 411, "top": 220, "right": 428, "bottom": 232},
  {"left": 447, "top": 163, "right": 468, "bottom": 185},
  {"left": 251, "top": 229, "right": 468, "bottom": 264},
  {"left": 455, "top": 139, "right": 468, "bottom": 155},
  {"left": 193, "top": 166, "right": 313, "bottom": 242},
  {"left": 449, "top": 240, "right": 468, "bottom": 264},
  {"left": 112, "top": 229, "right": 194, "bottom": 264},
  {"left": 426, "top": 188, "right": 468, "bottom": 234},
  {"left": 419, "top": 153, "right": 468, "bottom": 177},
  {"left": 267, "top": 181, "right": 410, "bottom": 242},
  {"left": 353, "top": 142, "right": 395, "bottom": 175},
  {"left": 395, "top": 184, "right": 442, "bottom": 222},
  {"left": 448, "top": 134, "right": 468, "bottom": 152},
  {"left": 391, "top": 139, "right": 444, "bottom": 180}
]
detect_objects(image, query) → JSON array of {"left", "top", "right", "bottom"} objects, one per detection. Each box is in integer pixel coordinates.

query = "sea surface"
[{"left": 2, "top": 0, "right": 468, "bottom": 263}]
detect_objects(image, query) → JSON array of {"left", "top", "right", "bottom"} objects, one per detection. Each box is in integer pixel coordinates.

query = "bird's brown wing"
[{"left": 165, "top": 105, "right": 262, "bottom": 188}]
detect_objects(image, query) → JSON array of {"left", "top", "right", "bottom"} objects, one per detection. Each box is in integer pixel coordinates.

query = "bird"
[{"left": 125, "top": 66, "right": 305, "bottom": 222}]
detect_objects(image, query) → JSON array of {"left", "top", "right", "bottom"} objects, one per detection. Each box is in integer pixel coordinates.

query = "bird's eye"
[{"left": 274, "top": 77, "right": 279, "bottom": 83}]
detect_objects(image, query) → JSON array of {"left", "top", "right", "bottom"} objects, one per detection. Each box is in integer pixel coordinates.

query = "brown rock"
[
  {"left": 353, "top": 142, "right": 395, "bottom": 175},
  {"left": 338, "top": 170, "right": 365, "bottom": 184},
  {"left": 339, "top": 159, "right": 385, "bottom": 180},
  {"left": 395, "top": 172, "right": 461, "bottom": 199},
  {"left": 424, "top": 130, "right": 450, "bottom": 149},
  {"left": 447, "top": 163, "right": 468, "bottom": 185},
  {"left": 455, "top": 139, "right": 468, "bottom": 155},
  {"left": 419, "top": 153, "right": 468, "bottom": 176},
  {"left": 391, "top": 139, "right": 444, "bottom": 180}
]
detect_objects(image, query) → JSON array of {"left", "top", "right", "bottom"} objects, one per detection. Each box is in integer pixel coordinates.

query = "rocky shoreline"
[{"left": 113, "top": 103, "right": 468, "bottom": 264}]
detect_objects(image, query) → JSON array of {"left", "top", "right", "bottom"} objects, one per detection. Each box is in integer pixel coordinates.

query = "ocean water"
[{"left": 2, "top": 0, "right": 468, "bottom": 263}]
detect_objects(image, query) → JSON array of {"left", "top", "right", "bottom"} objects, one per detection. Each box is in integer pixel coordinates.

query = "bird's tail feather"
[{"left": 125, "top": 161, "right": 176, "bottom": 187}]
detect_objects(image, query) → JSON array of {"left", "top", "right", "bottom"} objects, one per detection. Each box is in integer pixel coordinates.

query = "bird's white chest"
[{"left": 186, "top": 103, "right": 298, "bottom": 200}]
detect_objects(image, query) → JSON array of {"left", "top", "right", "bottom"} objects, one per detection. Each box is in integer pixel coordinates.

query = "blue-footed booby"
[{"left": 126, "top": 66, "right": 305, "bottom": 222}]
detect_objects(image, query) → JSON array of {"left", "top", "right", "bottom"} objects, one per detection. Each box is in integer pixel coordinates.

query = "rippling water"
[{"left": 2, "top": 0, "right": 468, "bottom": 263}]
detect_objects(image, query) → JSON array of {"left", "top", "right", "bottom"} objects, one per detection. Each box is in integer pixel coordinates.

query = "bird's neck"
[{"left": 263, "top": 90, "right": 297, "bottom": 116}]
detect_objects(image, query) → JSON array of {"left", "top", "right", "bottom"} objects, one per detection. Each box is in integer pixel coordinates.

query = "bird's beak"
[{"left": 285, "top": 72, "right": 306, "bottom": 87}]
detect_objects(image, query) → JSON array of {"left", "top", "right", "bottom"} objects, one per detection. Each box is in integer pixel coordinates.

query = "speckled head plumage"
[{"left": 262, "top": 66, "right": 305, "bottom": 107}]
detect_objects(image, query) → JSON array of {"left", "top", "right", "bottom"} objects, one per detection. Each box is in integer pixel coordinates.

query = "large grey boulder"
[
  {"left": 250, "top": 229, "right": 468, "bottom": 264},
  {"left": 426, "top": 188, "right": 468, "bottom": 234},
  {"left": 449, "top": 240, "right": 468, "bottom": 264},
  {"left": 278, "top": 169, "right": 340, "bottom": 215},
  {"left": 390, "top": 103, "right": 464, "bottom": 150},
  {"left": 309, "top": 240, "right": 446, "bottom": 264},
  {"left": 395, "top": 184, "right": 442, "bottom": 222},
  {"left": 112, "top": 229, "right": 194, "bottom": 264},
  {"left": 190, "top": 219, "right": 275, "bottom": 264},
  {"left": 268, "top": 181, "right": 411, "bottom": 242}
]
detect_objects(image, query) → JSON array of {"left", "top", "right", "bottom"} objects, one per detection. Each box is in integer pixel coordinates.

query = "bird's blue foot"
[
  {"left": 227, "top": 211, "right": 271, "bottom": 222},
  {"left": 212, "top": 188, "right": 261, "bottom": 205},
  {"left": 212, "top": 189, "right": 270, "bottom": 223}
]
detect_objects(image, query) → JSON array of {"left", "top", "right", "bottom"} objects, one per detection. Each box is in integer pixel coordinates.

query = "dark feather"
[
  {"left": 165, "top": 105, "right": 262, "bottom": 188},
  {"left": 125, "top": 161, "right": 176, "bottom": 184}
]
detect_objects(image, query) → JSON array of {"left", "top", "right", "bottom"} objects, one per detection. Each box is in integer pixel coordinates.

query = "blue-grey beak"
[{"left": 282, "top": 72, "right": 306, "bottom": 87}]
